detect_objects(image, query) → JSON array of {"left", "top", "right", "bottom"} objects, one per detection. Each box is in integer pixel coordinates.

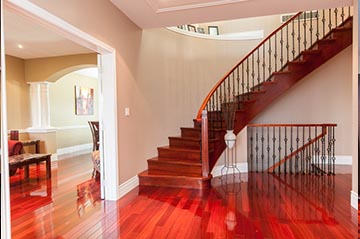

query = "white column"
[{"left": 28, "top": 81, "right": 53, "bottom": 131}]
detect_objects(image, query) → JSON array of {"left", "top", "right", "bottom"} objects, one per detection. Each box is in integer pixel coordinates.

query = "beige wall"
[
  {"left": 28, "top": 0, "right": 357, "bottom": 189},
  {"left": 5, "top": 55, "right": 30, "bottom": 129},
  {"left": 49, "top": 72, "right": 98, "bottom": 149},
  {"left": 25, "top": 53, "right": 97, "bottom": 82}
]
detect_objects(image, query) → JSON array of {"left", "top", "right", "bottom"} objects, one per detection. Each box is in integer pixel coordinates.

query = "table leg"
[
  {"left": 46, "top": 156, "right": 51, "bottom": 178},
  {"left": 24, "top": 165, "right": 29, "bottom": 179}
]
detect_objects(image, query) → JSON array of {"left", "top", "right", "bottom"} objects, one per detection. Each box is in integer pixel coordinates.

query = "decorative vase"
[{"left": 224, "top": 130, "right": 236, "bottom": 149}]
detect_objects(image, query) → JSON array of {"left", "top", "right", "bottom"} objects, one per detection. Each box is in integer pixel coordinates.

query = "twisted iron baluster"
[
  {"left": 284, "top": 127, "right": 288, "bottom": 173},
  {"left": 250, "top": 127, "right": 254, "bottom": 172},
  {"left": 291, "top": 18, "right": 295, "bottom": 60},
  {"left": 251, "top": 54, "right": 255, "bottom": 91},
  {"left": 268, "top": 38, "right": 272, "bottom": 77},
  {"left": 328, "top": 9, "right": 332, "bottom": 38},
  {"left": 280, "top": 28, "right": 284, "bottom": 68},
  {"left": 267, "top": 127, "right": 270, "bottom": 171},
  {"left": 255, "top": 127, "right": 259, "bottom": 172},
  {"left": 241, "top": 64, "right": 245, "bottom": 100},
  {"left": 332, "top": 126, "right": 336, "bottom": 175},
  {"left": 309, "top": 11, "right": 313, "bottom": 46},
  {"left": 303, "top": 12, "right": 307, "bottom": 51},
  {"left": 272, "top": 126, "right": 276, "bottom": 173},
  {"left": 274, "top": 32, "right": 277, "bottom": 72},
  {"left": 316, "top": 10, "right": 320, "bottom": 41},
  {"left": 246, "top": 58, "right": 250, "bottom": 98},
  {"left": 321, "top": 126, "right": 326, "bottom": 174},
  {"left": 278, "top": 127, "right": 281, "bottom": 174},
  {"left": 297, "top": 14, "right": 301, "bottom": 57},
  {"left": 261, "top": 127, "right": 265, "bottom": 171},
  {"left": 286, "top": 24, "right": 289, "bottom": 63},
  {"left": 236, "top": 67, "right": 240, "bottom": 108},
  {"left": 262, "top": 45, "right": 266, "bottom": 82},
  {"left": 257, "top": 49, "right": 260, "bottom": 90},
  {"left": 290, "top": 126, "right": 294, "bottom": 173}
]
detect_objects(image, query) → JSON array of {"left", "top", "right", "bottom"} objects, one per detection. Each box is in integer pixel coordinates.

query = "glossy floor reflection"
[
  {"left": 10, "top": 153, "right": 102, "bottom": 239},
  {"left": 10, "top": 157, "right": 356, "bottom": 238}
]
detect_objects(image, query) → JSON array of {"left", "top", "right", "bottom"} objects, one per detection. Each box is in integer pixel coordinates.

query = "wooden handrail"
[{"left": 196, "top": 12, "right": 303, "bottom": 119}]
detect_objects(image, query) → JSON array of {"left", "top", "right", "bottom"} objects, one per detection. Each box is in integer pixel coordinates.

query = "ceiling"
[
  {"left": 110, "top": 0, "right": 352, "bottom": 29},
  {"left": 4, "top": 9, "right": 93, "bottom": 59}
]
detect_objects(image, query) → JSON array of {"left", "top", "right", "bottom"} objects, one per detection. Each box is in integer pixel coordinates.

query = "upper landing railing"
[{"left": 196, "top": 7, "right": 353, "bottom": 120}]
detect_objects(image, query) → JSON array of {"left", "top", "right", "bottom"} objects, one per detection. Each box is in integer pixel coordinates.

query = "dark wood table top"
[{"left": 9, "top": 153, "right": 51, "bottom": 165}]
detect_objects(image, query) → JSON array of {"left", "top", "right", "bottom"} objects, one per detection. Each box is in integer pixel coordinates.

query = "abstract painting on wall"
[{"left": 75, "top": 86, "right": 94, "bottom": 115}]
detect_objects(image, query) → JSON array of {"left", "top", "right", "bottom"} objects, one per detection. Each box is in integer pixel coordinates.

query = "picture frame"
[
  {"left": 187, "top": 24, "right": 196, "bottom": 32},
  {"left": 208, "top": 26, "right": 219, "bottom": 35},
  {"left": 75, "top": 86, "right": 94, "bottom": 115},
  {"left": 197, "top": 27, "right": 205, "bottom": 34}
]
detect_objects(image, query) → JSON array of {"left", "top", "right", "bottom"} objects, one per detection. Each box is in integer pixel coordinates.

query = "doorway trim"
[{"left": 5, "top": 0, "right": 119, "bottom": 201}]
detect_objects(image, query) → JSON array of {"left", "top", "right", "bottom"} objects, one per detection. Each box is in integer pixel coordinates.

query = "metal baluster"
[
  {"left": 296, "top": 126, "right": 299, "bottom": 173},
  {"left": 316, "top": 10, "right": 320, "bottom": 41},
  {"left": 227, "top": 76, "right": 231, "bottom": 106},
  {"left": 232, "top": 72, "right": 235, "bottom": 109},
  {"left": 297, "top": 14, "right": 301, "bottom": 57},
  {"left": 268, "top": 38, "right": 272, "bottom": 77},
  {"left": 286, "top": 24, "right": 289, "bottom": 63},
  {"left": 348, "top": 6, "right": 351, "bottom": 18},
  {"left": 327, "top": 126, "right": 331, "bottom": 174},
  {"left": 302, "top": 126, "right": 305, "bottom": 174},
  {"left": 250, "top": 127, "right": 254, "bottom": 171},
  {"left": 241, "top": 64, "right": 245, "bottom": 100},
  {"left": 334, "top": 8, "right": 338, "bottom": 28},
  {"left": 303, "top": 11, "right": 307, "bottom": 51},
  {"left": 328, "top": 9, "right": 332, "bottom": 37},
  {"left": 308, "top": 126, "right": 311, "bottom": 174},
  {"left": 255, "top": 127, "right": 259, "bottom": 172},
  {"left": 332, "top": 126, "right": 336, "bottom": 174},
  {"left": 274, "top": 32, "right": 277, "bottom": 72},
  {"left": 309, "top": 11, "right": 313, "bottom": 46},
  {"left": 251, "top": 54, "right": 255, "bottom": 91},
  {"left": 322, "top": 10, "right": 326, "bottom": 38},
  {"left": 290, "top": 126, "right": 293, "bottom": 173},
  {"left": 341, "top": 7, "right": 344, "bottom": 23},
  {"left": 272, "top": 126, "right": 276, "bottom": 173},
  {"left": 262, "top": 45, "right": 266, "bottom": 82},
  {"left": 236, "top": 68, "right": 240, "bottom": 108},
  {"left": 246, "top": 58, "right": 250, "bottom": 98},
  {"left": 284, "top": 127, "right": 287, "bottom": 174},
  {"left": 278, "top": 127, "right": 281, "bottom": 174},
  {"left": 267, "top": 127, "right": 270, "bottom": 171},
  {"left": 257, "top": 49, "right": 260, "bottom": 90},
  {"left": 321, "top": 126, "right": 326, "bottom": 174},
  {"left": 291, "top": 18, "right": 296, "bottom": 60},
  {"left": 280, "top": 28, "right": 284, "bottom": 68},
  {"left": 315, "top": 126, "right": 319, "bottom": 174},
  {"left": 261, "top": 127, "right": 265, "bottom": 171}
]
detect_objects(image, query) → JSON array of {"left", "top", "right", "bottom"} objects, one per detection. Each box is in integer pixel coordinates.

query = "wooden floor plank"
[{"left": 9, "top": 157, "right": 357, "bottom": 239}]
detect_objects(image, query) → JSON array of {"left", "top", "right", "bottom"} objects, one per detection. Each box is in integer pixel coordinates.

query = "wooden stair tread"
[
  {"left": 139, "top": 170, "right": 209, "bottom": 179},
  {"left": 148, "top": 157, "right": 201, "bottom": 166},
  {"left": 158, "top": 145, "right": 200, "bottom": 153}
]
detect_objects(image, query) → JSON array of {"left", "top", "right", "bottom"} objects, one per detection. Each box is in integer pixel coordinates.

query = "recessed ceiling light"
[{"left": 17, "top": 44, "right": 23, "bottom": 49}]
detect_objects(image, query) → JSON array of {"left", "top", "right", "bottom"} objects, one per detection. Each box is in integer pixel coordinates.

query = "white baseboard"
[
  {"left": 335, "top": 156, "right": 352, "bottom": 165},
  {"left": 211, "top": 162, "right": 248, "bottom": 178},
  {"left": 118, "top": 175, "right": 139, "bottom": 199},
  {"left": 56, "top": 143, "right": 92, "bottom": 158},
  {"left": 350, "top": 190, "right": 358, "bottom": 210}
]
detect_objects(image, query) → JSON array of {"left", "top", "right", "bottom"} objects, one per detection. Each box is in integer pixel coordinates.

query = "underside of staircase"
[{"left": 139, "top": 14, "right": 352, "bottom": 189}]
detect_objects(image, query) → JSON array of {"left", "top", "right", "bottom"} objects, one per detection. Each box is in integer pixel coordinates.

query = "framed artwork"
[
  {"left": 208, "top": 26, "right": 219, "bottom": 35},
  {"left": 197, "top": 27, "right": 205, "bottom": 34},
  {"left": 187, "top": 24, "right": 196, "bottom": 32},
  {"left": 75, "top": 86, "right": 94, "bottom": 115}
]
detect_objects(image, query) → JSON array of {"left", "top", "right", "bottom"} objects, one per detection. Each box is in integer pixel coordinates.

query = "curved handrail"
[{"left": 196, "top": 12, "right": 302, "bottom": 119}]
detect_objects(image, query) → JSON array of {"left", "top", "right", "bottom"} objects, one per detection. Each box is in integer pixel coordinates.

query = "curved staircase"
[{"left": 139, "top": 8, "right": 353, "bottom": 189}]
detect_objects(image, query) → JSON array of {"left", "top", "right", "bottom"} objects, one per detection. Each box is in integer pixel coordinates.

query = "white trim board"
[
  {"left": 56, "top": 143, "right": 92, "bottom": 157},
  {"left": 118, "top": 175, "right": 139, "bottom": 199},
  {"left": 350, "top": 190, "right": 358, "bottom": 210},
  {"left": 5, "top": 0, "right": 119, "bottom": 201}
]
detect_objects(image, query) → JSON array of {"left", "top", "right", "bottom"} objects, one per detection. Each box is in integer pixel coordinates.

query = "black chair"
[{"left": 88, "top": 121, "right": 99, "bottom": 151}]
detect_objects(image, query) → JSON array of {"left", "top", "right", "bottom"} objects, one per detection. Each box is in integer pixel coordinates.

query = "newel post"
[{"left": 201, "top": 110, "right": 209, "bottom": 177}]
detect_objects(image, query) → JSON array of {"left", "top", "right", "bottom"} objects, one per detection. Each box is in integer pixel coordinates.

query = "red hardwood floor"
[{"left": 9, "top": 155, "right": 357, "bottom": 239}]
